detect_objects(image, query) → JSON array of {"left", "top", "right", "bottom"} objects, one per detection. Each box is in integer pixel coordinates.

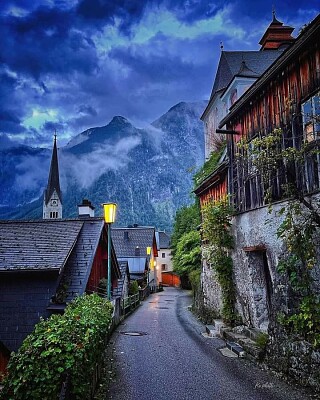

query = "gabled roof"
[
  {"left": 55, "top": 219, "right": 106, "bottom": 302},
  {"left": 210, "top": 51, "right": 281, "bottom": 98},
  {"left": 0, "top": 220, "right": 83, "bottom": 271},
  {"left": 113, "top": 260, "right": 130, "bottom": 298},
  {"left": 158, "top": 231, "right": 171, "bottom": 249},
  {"left": 219, "top": 13, "right": 320, "bottom": 128},
  {"left": 118, "top": 257, "right": 147, "bottom": 274},
  {"left": 44, "top": 136, "right": 62, "bottom": 204},
  {"left": 111, "top": 226, "right": 157, "bottom": 257},
  {"left": 202, "top": 50, "right": 281, "bottom": 120}
]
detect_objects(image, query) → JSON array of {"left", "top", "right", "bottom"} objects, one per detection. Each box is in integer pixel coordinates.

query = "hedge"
[{"left": 0, "top": 294, "right": 113, "bottom": 400}]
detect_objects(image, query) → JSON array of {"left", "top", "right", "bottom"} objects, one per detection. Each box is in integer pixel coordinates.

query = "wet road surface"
[{"left": 107, "top": 287, "right": 314, "bottom": 400}]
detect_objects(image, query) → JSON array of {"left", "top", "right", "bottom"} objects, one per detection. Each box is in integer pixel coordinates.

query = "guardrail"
[{"left": 121, "top": 293, "right": 140, "bottom": 315}]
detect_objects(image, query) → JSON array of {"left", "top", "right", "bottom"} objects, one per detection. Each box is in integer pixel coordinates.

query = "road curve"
[{"left": 107, "top": 287, "right": 314, "bottom": 400}]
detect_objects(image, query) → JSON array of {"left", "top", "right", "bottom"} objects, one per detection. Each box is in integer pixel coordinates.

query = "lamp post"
[
  {"left": 102, "top": 203, "right": 117, "bottom": 300},
  {"left": 146, "top": 246, "right": 151, "bottom": 290}
]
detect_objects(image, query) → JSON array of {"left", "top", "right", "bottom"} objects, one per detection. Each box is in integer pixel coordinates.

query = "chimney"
[
  {"left": 124, "top": 231, "right": 129, "bottom": 240},
  {"left": 78, "top": 199, "right": 95, "bottom": 218}
]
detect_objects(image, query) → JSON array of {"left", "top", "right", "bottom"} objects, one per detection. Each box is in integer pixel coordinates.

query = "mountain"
[{"left": 0, "top": 101, "right": 206, "bottom": 231}]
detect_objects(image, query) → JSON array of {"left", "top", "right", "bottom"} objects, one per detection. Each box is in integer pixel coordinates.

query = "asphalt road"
[{"left": 107, "top": 287, "right": 315, "bottom": 400}]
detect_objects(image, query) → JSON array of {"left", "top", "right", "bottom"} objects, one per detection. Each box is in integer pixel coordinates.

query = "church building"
[{"left": 43, "top": 135, "right": 62, "bottom": 219}]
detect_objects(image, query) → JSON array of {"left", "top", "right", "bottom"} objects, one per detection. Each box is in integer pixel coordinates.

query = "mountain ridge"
[{"left": 0, "top": 100, "right": 207, "bottom": 231}]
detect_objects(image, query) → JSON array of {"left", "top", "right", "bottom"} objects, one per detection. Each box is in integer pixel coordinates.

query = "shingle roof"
[
  {"left": 118, "top": 257, "right": 147, "bottom": 274},
  {"left": 56, "top": 219, "right": 104, "bottom": 302},
  {"left": 210, "top": 50, "right": 281, "bottom": 99},
  {"left": 113, "top": 260, "right": 129, "bottom": 298},
  {"left": 158, "top": 231, "right": 171, "bottom": 249},
  {"left": 0, "top": 220, "right": 83, "bottom": 271},
  {"left": 111, "top": 227, "right": 156, "bottom": 257}
]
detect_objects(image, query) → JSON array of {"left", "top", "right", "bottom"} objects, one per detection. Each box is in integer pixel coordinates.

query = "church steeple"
[
  {"left": 259, "top": 10, "right": 295, "bottom": 51},
  {"left": 43, "top": 134, "right": 62, "bottom": 219}
]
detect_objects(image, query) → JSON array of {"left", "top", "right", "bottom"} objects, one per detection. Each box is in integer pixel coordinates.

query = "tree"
[{"left": 171, "top": 202, "right": 201, "bottom": 289}]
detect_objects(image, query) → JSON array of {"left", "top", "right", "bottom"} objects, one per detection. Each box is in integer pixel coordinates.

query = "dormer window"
[{"left": 230, "top": 89, "right": 238, "bottom": 106}]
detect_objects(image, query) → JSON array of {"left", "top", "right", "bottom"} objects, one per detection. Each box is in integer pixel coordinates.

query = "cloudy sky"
[{"left": 0, "top": 0, "right": 318, "bottom": 147}]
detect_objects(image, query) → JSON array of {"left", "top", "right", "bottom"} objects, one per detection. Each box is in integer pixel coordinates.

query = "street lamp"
[
  {"left": 102, "top": 203, "right": 117, "bottom": 300},
  {"left": 146, "top": 246, "right": 151, "bottom": 289}
]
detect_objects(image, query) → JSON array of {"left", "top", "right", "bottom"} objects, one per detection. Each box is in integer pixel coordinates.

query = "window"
[
  {"left": 302, "top": 92, "right": 320, "bottom": 142},
  {"left": 161, "top": 264, "right": 167, "bottom": 271},
  {"left": 162, "top": 252, "right": 165, "bottom": 258}
]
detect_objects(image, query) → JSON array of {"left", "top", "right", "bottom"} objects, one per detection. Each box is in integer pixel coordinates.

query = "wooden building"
[{"left": 0, "top": 217, "right": 121, "bottom": 376}]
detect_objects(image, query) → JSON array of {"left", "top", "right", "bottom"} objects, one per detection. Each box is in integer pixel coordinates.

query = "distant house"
[
  {"left": 0, "top": 214, "right": 121, "bottom": 376},
  {"left": 111, "top": 225, "right": 159, "bottom": 290},
  {"left": 156, "top": 231, "right": 180, "bottom": 287}
]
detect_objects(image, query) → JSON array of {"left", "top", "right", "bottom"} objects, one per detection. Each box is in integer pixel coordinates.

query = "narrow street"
[{"left": 107, "top": 287, "right": 314, "bottom": 400}]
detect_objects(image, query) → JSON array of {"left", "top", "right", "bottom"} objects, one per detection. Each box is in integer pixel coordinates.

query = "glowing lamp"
[
  {"left": 146, "top": 246, "right": 151, "bottom": 255},
  {"left": 103, "top": 203, "right": 117, "bottom": 223},
  {"left": 102, "top": 202, "right": 117, "bottom": 301}
]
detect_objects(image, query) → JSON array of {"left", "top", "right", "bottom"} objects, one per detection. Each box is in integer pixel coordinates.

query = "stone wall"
[{"left": 266, "top": 325, "right": 320, "bottom": 392}]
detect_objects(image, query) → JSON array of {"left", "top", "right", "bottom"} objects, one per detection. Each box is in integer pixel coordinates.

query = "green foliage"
[
  {"left": 129, "top": 280, "right": 139, "bottom": 295},
  {"left": 0, "top": 294, "right": 113, "bottom": 400},
  {"left": 256, "top": 332, "right": 269, "bottom": 349},
  {"left": 171, "top": 202, "right": 201, "bottom": 256},
  {"left": 193, "top": 145, "right": 225, "bottom": 187},
  {"left": 238, "top": 128, "right": 320, "bottom": 347},
  {"left": 201, "top": 198, "right": 237, "bottom": 324},
  {"left": 173, "top": 230, "right": 201, "bottom": 276},
  {"left": 276, "top": 200, "right": 320, "bottom": 348},
  {"left": 188, "top": 269, "right": 201, "bottom": 292}
]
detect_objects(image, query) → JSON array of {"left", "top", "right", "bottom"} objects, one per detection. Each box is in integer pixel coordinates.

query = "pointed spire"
[{"left": 44, "top": 134, "right": 62, "bottom": 205}]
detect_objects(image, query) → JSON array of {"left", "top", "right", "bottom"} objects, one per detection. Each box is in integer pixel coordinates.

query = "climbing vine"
[
  {"left": 277, "top": 201, "right": 320, "bottom": 348},
  {"left": 201, "top": 197, "right": 237, "bottom": 323},
  {"left": 238, "top": 128, "right": 320, "bottom": 347}
]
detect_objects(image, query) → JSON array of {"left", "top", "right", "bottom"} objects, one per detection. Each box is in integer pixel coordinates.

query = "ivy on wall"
[{"left": 201, "top": 197, "right": 237, "bottom": 324}]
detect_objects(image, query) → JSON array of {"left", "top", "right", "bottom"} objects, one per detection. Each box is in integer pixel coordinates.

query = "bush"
[
  {"left": 129, "top": 280, "right": 139, "bottom": 295},
  {"left": 0, "top": 294, "right": 113, "bottom": 400}
]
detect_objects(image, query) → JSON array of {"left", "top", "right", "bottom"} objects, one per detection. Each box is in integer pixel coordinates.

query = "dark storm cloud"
[
  {"left": 0, "top": 110, "right": 25, "bottom": 134},
  {"left": 43, "top": 121, "right": 65, "bottom": 133},
  {"left": 0, "top": 6, "right": 98, "bottom": 78},
  {"left": 0, "top": 0, "right": 318, "bottom": 146},
  {"left": 77, "top": 105, "right": 98, "bottom": 117}
]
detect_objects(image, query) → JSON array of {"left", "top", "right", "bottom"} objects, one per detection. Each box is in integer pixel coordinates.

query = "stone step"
[
  {"left": 222, "top": 329, "right": 264, "bottom": 361},
  {"left": 226, "top": 341, "right": 245, "bottom": 357}
]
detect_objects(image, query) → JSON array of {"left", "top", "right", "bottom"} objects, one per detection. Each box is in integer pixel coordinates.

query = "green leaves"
[
  {"left": 0, "top": 294, "right": 113, "bottom": 400},
  {"left": 201, "top": 198, "right": 237, "bottom": 324}
]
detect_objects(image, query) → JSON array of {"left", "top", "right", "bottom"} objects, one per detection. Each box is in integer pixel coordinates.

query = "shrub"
[{"left": 0, "top": 294, "right": 113, "bottom": 400}]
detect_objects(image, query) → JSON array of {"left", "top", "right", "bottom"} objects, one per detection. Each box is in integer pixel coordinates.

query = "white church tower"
[{"left": 43, "top": 134, "right": 62, "bottom": 219}]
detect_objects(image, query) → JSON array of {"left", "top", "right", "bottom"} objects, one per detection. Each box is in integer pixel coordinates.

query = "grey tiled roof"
[
  {"left": 113, "top": 260, "right": 129, "bottom": 298},
  {"left": 0, "top": 220, "right": 83, "bottom": 271},
  {"left": 118, "top": 257, "right": 147, "bottom": 274},
  {"left": 210, "top": 50, "right": 282, "bottom": 98},
  {"left": 56, "top": 219, "right": 104, "bottom": 302},
  {"left": 158, "top": 231, "right": 171, "bottom": 249},
  {"left": 111, "top": 227, "right": 155, "bottom": 257}
]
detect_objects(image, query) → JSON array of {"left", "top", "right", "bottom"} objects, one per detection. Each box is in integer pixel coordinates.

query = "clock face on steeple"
[{"left": 51, "top": 199, "right": 58, "bottom": 206}]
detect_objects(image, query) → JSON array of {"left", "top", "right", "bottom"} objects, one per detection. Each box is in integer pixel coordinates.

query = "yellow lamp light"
[
  {"left": 102, "top": 203, "right": 117, "bottom": 223},
  {"left": 146, "top": 246, "right": 151, "bottom": 255}
]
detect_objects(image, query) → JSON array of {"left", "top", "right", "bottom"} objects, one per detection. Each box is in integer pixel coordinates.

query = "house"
[
  {"left": 201, "top": 13, "right": 293, "bottom": 159},
  {"left": 111, "top": 225, "right": 159, "bottom": 290},
  {"left": 0, "top": 213, "right": 121, "bottom": 376},
  {"left": 196, "top": 11, "right": 320, "bottom": 389},
  {"left": 156, "top": 231, "right": 180, "bottom": 287}
]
